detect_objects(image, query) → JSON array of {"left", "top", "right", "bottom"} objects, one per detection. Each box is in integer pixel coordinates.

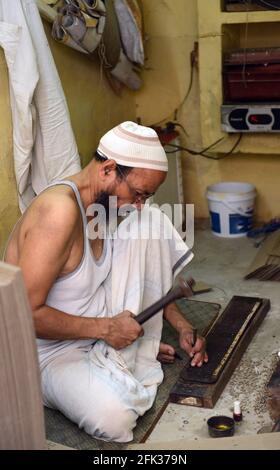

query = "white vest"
[{"left": 37, "top": 181, "right": 112, "bottom": 368}]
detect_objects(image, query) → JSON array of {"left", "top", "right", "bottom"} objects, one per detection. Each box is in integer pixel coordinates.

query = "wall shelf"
[
  {"left": 220, "top": 11, "right": 280, "bottom": 24},
  {"left": 197, "top": 0, "right": 280, "bottom": 154}
]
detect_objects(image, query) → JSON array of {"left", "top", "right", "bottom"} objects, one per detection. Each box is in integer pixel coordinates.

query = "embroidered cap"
[{"left": 97, "top": 121, "right": 168, "bottom": 172}]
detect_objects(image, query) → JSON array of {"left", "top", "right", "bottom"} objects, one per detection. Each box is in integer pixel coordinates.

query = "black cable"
[
  {"left": 200, "top": 133, "right": 243, "bottom": 159},
  {"left": 164, "top": 134, "right": 242, "bottom": 160},
  {"left": 174, "top": 62, "right": 195, "bottom": 121},
  {"left": 152, "top": 61, "right": 195, "bottom": 128},
  {"left": 167, "top": 121, "right": 226, "bottom": 149},
  {"left": 172, "top": 122, "right": 189, "bottom": 138},
  {"left": 165, "top": 133, "right": 226, "bottom": 155}
]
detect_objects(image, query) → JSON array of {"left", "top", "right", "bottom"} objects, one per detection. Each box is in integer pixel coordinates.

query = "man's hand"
[
  {"left": 157, "top": 342, "right": 177, "bottom": 364},
  {"left": 103, "top": 311, "right": 144, "bottom": 350},
  {"left": 179, "top": 329, "right": 208, "bottom": 367}
]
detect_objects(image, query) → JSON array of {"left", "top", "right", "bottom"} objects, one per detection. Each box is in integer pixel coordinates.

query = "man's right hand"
[{"left": 102, "top": 310, "right": 143, "bottom": 350}]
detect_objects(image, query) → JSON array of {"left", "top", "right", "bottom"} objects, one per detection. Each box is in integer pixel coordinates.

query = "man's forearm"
[
  {"left": 163, "top": 302, "right": 193, "bottom": 334},
  {"left": 34, "top": 305, "right": 109, "bottom": 341}
]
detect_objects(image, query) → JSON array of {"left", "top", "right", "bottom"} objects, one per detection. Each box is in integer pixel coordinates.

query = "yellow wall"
[
  {"left": 43, "top": 22, "right": 136, "bottom": 167},
  {"left": 0, "top": 20, "right": 136, "bottom": 255},
  {"left": 136, "top": 0, "right": 280, "bottom": 221},
  {"left": 1, "top": 1, "right": 280, "bottom": 256},
  {"left": 0, "top": 51, "right": 21, "bottom": 258}
]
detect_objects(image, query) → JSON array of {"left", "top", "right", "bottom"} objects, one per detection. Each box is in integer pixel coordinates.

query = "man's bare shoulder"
[
  {"left": 22, "top": 185, "right": 81, "bottom": 238},
  {"left": 5, "top": 184, "right": 82, "bottom": 267}
]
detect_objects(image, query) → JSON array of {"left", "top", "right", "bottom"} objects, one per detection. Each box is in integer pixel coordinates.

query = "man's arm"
[{"left": 14, "top": 197, "right": 142, "bottom": 349}]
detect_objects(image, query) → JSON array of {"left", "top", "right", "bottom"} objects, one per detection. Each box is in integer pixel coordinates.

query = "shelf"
[
  {"left": 220, "top": 10, "right": 280, "bottom": 24},
  {"left": 197, "top": 0, "right": 280, "bottom": 154}
]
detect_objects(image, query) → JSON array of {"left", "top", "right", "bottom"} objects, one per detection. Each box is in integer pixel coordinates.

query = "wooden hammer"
[{"left": 135, "top": 277, "right": 195, "bottom": 325}]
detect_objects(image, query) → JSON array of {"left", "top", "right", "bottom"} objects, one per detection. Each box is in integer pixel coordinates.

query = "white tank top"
[{"left": 37, "top": 180, "right": 112, "bottom": 367}]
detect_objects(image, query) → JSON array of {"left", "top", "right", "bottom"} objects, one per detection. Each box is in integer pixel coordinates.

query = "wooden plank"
[
  {"left": 169, "top": 296, "right": 270, "bottom": 408},
  {"left": 267, "top": 361, "right": 280, "bottom": 422},
  {"left": 0, "top": 262, "right": 46, "bottom": 450}
]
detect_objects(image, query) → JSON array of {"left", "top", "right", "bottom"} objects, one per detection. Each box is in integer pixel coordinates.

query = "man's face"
[
  {"left": 111, "top": 167, "right": 167, "bottom": 210},
  {"left": 94, "top": 166, "right": 166, "bottom": 224}
]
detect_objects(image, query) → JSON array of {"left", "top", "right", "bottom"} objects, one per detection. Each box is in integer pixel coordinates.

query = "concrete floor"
[{"left": 147, "top": 229, "right": 280, "bottom": 444}]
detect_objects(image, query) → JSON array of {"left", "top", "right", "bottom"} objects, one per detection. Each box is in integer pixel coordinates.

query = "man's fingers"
[
  {"left": 191, "top": 351, "right": 206, "bottom": 367},
  {"left": 157, "top": 353, "right": 175, "bottom": 364}
]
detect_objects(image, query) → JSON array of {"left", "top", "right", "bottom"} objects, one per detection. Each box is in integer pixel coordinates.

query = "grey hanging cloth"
[
  {"left": 101, "top": 0, "right": 142, "bottom": 90},
  {"left": 52, "top": 0, "right": 106, "bottom": 54}
]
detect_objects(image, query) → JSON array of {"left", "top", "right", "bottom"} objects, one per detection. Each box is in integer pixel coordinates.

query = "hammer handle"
[{"left": 135, "top": 286, "right": 184, "bottom": 325}]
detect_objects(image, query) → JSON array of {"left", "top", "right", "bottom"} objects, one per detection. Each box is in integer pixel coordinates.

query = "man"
[{"left": 5, "top": 121, "right": 207, "bottom": 442}]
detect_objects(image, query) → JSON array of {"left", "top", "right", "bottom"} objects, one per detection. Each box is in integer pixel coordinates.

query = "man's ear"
[{"left": 100, "top": 159, "right": 117, "bottom": 180}]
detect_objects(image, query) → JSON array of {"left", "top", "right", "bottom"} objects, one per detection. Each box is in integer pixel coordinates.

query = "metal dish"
[{"left": 207, "top": 415, "right": 235, "bottom": 438}]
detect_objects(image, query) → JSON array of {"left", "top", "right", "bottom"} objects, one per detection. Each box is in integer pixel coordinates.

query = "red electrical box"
[{"left": 223, "top": 47, "right": 280, "bottom": 102}]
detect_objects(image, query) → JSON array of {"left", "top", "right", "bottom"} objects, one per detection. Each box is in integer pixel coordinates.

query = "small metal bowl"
[{"left": 207, "top": 415, "right": 235, "bottom": 438}]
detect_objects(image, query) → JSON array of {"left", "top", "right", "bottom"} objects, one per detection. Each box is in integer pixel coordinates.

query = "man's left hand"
[{"left": 179, "top": 329, "right": 208, "bottom": 367}]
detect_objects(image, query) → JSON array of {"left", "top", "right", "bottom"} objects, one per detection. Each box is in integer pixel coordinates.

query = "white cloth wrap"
[{"left": 41, "top": 202, "right": 193, "bottom": 442}]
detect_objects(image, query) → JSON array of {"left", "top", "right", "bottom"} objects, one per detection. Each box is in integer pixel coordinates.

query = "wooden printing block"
[
  {"left": 170, "top": 296, "right": 270, "bottom": 408},
  {"left": 266, "top": 361, "right": 280, "bottom": 422}
]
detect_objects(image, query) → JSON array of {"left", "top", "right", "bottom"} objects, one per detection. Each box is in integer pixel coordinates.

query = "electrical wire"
[
  {"left": 152, "top": 50, "right": 196, "bottom": 128},
  {"left": 174, "top": 61, "right": 195, "bottom": 122},
  {"left": 164, "top": 133, "right": 243, "bottom": 160},
  {"left": 172, "top": 121, "right": 189, "bottom": 138}
]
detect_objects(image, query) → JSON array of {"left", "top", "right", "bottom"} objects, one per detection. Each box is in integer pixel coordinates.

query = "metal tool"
[
  {"left": 135, "top": 277, "right": 195, "bottom": 325},
  {"left": 192, "top": 328, "right": 197, "bottom": 347},
  {"left": 174, "top": 351, "right": 183, "bottom": 361}
]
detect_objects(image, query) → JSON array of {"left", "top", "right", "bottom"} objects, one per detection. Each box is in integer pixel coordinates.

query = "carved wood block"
[{"left": 170, "top": 296, "right": 270, "bottom": 408}]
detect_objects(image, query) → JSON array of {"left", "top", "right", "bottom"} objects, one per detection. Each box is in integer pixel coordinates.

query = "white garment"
[
  {"left": 37, "top": 181, "right": 112, "bottom": 369},
  {"left": 40, "top": 181, "right": 193, "bottom": 442},
  {"left": 0, "top": 0, "right": 81, "bottom": 212},
  {"left": 114, "top": 0, "right": 144, "bottom": 66}
]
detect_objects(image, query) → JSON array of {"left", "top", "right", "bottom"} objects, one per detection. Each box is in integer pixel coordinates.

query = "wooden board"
[
  {"left": 0, "top": 262, "right": 46, "bottom": 450},
  {"left": 169, "top": 296, "right": 270, "bottom": 408},
  {"left": 266, "top": 361, "right": 280, "bottom": 422}
]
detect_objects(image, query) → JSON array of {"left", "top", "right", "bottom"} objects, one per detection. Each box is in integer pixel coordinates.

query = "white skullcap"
[{"left": 97, "top": 121, "right": 168, "bottom": 172}]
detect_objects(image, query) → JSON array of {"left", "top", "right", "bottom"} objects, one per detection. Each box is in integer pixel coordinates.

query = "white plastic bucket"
[{"left": 206, "top": 182, "right": 256, "bottom": 238}]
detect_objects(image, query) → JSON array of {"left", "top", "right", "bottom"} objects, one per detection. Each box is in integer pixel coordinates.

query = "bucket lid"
[{"left": 206, "top": 182, "right": 256, "bottom": 202}]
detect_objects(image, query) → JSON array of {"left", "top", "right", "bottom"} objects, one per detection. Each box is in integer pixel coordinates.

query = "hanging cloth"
[{"left": 0, "top": 0, "right": 81, "bottom": 212}]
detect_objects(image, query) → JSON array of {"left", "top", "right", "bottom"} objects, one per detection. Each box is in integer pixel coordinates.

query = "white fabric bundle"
[{"left": 0, "top": 0, "right": 81, "bottom": 212}]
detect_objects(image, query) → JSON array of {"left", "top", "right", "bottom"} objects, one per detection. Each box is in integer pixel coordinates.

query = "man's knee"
[{"left": 83, "top": 399, "right": 137, "bottom": 443}]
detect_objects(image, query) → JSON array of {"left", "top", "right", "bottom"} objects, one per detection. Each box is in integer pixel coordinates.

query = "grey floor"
[{"left": 147, "top": 229, "right": 280, "bottom": 444}]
